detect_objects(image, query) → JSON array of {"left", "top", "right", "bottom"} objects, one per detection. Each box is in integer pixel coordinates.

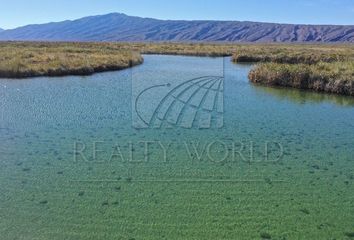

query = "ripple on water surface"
[{"left": 0, "top": 55, "right": 354, "bottom": 239}]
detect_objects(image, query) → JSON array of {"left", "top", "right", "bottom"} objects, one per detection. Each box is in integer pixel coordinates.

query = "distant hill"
[
  {"left": 0, "top": 28, "right": 3, "bottom": 32},
  {"left": 0, "top": 13, "right": 353, "bottom": 43}
]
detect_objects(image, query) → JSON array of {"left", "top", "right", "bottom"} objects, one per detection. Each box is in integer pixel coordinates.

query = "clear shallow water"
[{"left": 1, "top": 55, "right": 354, "bottom": 239}]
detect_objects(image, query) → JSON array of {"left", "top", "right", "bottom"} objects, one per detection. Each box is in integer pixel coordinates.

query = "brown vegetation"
[
  {"left": 0, "top": 42, "right": 353, "bottom": 97},
  {"left": 249, "top": 62, "right": 354, "bottom": 96},
  {"left": 231, "top": 44, "right": 354, "bottom": 64},
  {"left": 0, "top": 42, "right": 143, "bottom": 78}
]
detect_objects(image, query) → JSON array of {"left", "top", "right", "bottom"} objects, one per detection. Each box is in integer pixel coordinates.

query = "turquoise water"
[{"left": 1, "top": 55, "right": 354, "bottom": 239}]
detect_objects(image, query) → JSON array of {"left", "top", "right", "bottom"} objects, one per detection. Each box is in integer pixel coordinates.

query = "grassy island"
[
  {"left": 249, "top": 61, "right": 354, "bottom": 96},
  {"left": 234, "top": 45, "right": 354, "bottom": 96},
  {"left": 0, "top": 42, "right": 143, "bottom": 78}
]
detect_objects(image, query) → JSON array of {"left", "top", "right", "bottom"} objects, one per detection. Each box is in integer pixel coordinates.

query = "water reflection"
[{"left": 252, "top": 84, "right": 354, "bottom": 107}]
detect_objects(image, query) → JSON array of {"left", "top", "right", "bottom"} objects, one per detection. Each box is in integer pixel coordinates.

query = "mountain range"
[{"left": 0, "top": 13, "right": 353, "bottom": 42}]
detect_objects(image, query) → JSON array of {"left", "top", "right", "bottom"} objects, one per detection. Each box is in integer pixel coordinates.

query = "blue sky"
[{"left": 1, "top": 0, "right": 354, "bottom": 29}]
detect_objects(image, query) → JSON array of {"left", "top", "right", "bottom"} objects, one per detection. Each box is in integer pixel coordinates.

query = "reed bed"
[
  {"left": 249, "top": 61, "right": 354, "bottom": 96},
  {"left": 0, "top": 42, "right": 353, "bottom": 97},
  {"left": 0, "top": 42, "right": 143, "bottom": 78},
  {"left": 231, "top": 45, "right": 354, "bottom": 64}
]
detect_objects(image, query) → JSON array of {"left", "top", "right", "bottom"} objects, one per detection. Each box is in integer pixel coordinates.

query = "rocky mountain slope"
[{"left": 0, "top": 13, "right": 353, "bottom": 42}]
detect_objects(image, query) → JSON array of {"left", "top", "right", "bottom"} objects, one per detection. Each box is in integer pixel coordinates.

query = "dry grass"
[
  {"left": 0, "top": 42, "right": 353, "bottom": 96},
  {"left": 0, "top": 42, "right": 143, "bottom": 78},
  {"left": 249, "top": 61, "right": 354, "bottom": 96},
  {"left": 129, "top": 43, "right": 354, "bottom": 63},
  {"left": 240, "top": 44, "right": 354, "bottom": 96},
  {"left": 232, "top": 45, "right": 354, "bottom": 64},
  {"left": 132, "top": 43, "right": 235, "bottom": 57}
]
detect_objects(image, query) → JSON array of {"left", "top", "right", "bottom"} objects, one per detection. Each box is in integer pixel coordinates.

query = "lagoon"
[{"left": 1, "top": 55, "right": 354, "bottom": 239}]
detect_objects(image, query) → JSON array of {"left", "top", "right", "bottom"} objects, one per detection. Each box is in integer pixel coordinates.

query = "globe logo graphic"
[{"left": 134, "top": 76, "right": 224, "bottom": 129}]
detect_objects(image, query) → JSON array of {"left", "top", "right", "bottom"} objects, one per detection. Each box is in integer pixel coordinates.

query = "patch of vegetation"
[
  {"left": 1, "top": 42, "right": 353, "bottom": 97},
  {"left": 232, "top": 45, "right": 353, "bottom": 64},
  {"left": 260, "top": 232, "right": 272, "bottom": 239},
  {"left": 39, "top": 200, "right": 48, "bottom": 204},
  {"left": 227, "top": 44, "right": 354, "bottom": 96},
  {"left": 133, "top": 42, "right": 235, "bottom": 57},
  {"left": 0, "top": 42, "right": 143, "bottom": 78},
  {"left": 345, "top": 232, "right": 354, "bottom": 238},
  {"left": 249, "top": 61, "right": 354, "bottom": 96},
  {"left": 299, "top": 208, "right": 310, "bottom": 215}
]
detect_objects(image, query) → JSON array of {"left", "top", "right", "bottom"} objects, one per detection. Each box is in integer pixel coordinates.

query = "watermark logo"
[
  {"left": 132, "top": 57, "right": 225, "bottom": 129},
  {"left": 73, "top": 140, "right": 284, "bottom": 164},
  {"left": 133, "top": 76, "right": 224, "bottom": 129}
]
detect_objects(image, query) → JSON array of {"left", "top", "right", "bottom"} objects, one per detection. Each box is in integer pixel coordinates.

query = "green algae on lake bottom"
[{"left": 0, "top": 55, "right": 354, "bottom": 239}]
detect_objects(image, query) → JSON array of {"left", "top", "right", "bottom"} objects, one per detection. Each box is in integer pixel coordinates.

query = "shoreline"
[
  {"left": 0, "top": 42, "right": 353, "bottom": 97},
  {"left": 0, "top": 42, "right": 143, "bottom": 79},
  {"left": 248, "top": 62, "right": 354, "bottom": 97},
  {"left": 0, "top": 58, "right": 143, "bottom": 79}
]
